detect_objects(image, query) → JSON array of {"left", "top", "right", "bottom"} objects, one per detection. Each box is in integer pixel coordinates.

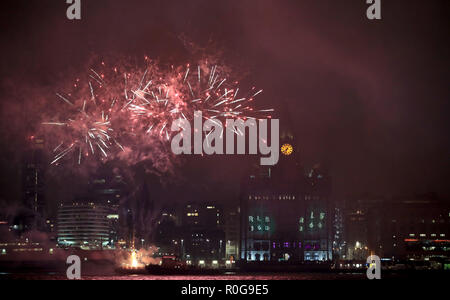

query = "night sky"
[{"left": 0, "top": 0, "right": 449, "bottom": 213}]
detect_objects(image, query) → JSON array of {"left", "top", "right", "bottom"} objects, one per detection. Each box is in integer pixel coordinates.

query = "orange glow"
[{"left": 131, "top": 251, "right": 138, "bottom": 268}]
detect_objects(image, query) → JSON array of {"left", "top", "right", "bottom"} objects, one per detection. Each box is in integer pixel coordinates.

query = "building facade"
[
  {"left": 180, "top": 203, "right": 225, "bottom": 263},
  {"left": 240, "top": 132, "right": 332, "bottom": 262},
  {"left": 344, "top": 194, "right": 450, "bottom": 263},
  {"left": 57, "top": 199, "right": 116, "bottom": 250}
]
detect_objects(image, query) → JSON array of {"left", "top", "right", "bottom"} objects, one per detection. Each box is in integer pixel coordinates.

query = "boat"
[{"left": 145, "top": 256, "right": 226, "bottom": 275}]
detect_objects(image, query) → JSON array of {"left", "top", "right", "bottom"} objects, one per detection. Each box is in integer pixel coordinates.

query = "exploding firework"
[
  {"left": 42, "top": 66, "right": 125, "bottom": 165},
  {"left": 125, "top": 60, "right": 274, "bottom": 140},
  {"left": 42, "top": 56, "right": 273, "bottom": 169}
]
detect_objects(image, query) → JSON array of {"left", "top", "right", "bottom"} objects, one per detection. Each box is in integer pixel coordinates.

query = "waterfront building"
[
  {"left": 240, "top": 131, "right": 332, "bottom": 262},
  {"left": 180, "top": 203, "right": 225, "bottom": 263},
  {"left": 57, "top": 199, "right": 113, "bottom": 250},
  {"left": 224, "top": 207, "right": 240, "bottom": 261},
  {"left": 343, "top": 193, "right": 450, "bottom": 264}
]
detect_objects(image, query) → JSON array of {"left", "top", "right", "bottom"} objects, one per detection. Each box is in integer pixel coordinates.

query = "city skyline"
[
  {"left": 0, "top": 1, "right": 449, "bottom": 210},
  {"left": 0, "top": 0, "right": 449, "bottom": 282}
]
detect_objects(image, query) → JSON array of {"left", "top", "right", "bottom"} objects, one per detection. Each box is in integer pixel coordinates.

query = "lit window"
[
  {"left": 299, "top": 217, "right": 304, "bottom": 224},
  {"left": 249, "top": 216, "right": 254, "bottom": 223}
]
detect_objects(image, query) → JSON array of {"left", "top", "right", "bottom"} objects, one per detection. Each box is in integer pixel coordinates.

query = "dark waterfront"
[{"left": 3, "top": 270, "right": 449, "bottom": 280}]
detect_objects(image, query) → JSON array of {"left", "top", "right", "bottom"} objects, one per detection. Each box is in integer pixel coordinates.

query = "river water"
[{"left": 0, "top": 272, "right": 367, "bottom": 280}]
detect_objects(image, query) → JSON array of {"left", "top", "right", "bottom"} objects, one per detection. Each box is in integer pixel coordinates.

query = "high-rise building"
[
  {"left": 181, "top": 203, "right": 225, "bottom": 263},
  {"left": 183, "top": 203, "right": 223, "bottom": 228},
  {"left": 343, "top": 196, "right": 371, "bottom": 261},
  {"left": 154, "top": 207, "right": 180, "bottom": 256},
  {"left": 224, "top": 206, "right": 240, "bottom": 260},
  {"left": 57, "top": 199, "right": 113, "bottom": 250},
  {"left": 22, "top": 136, "right": 46, "bottom": 217},
  {"left": 332, "top": 205, "right": 345, "bottom": 259},
  {"left": 13, "top": 136, "right": 48, "bottom": 235},
  {"left": 88, "top": 175, "right": 125, "bottom": 247}
]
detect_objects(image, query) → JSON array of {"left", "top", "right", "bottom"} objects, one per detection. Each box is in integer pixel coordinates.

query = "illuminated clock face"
[{"left": 281, "top": 143, "right": 293, "bottom": 156}]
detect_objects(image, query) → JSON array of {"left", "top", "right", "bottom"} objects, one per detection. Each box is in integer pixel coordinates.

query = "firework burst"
[
  {"left": 43, "top": 67, "right": 125, "bottom": 165},
  {"left": 126, "top": 60, "right": 274, "bottom": 140},
  {"left": 42, "top": 56, "right": 273, "bottom": 168}
]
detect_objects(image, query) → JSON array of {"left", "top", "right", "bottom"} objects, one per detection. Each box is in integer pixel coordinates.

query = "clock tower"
[{"left": 268, "top": 128, "right": 303, "bottom": 183}]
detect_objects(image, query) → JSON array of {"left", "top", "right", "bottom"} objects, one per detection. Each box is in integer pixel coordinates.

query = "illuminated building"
[
  {"left": 88, "top": 175, "right": 125, "bottom": 247},
  {"left": 343, "top": 193, "right": 450, "bottom": 264},
  {"left": 332, "top": 205, "right": 345, "bottom": 259},
  {"left": 183, "top": 203, "right": 223, "bottom": 228},
  {"left": 240, "top": 131, "right": 332, "bottom": 262},
  {"left": 344, "top": 197, "right": 371, "bottom": 261},
  {"left": 57, "top": 199, "right": 114, "bottom": 249},
  {"left": 224, "top": 207, "right": 240, "bottom": 260},
  {"left": 367, "top": 194, "right": 450, "bottom": 261},
  {"left": 155, "top": 207, "right": 180, "bottom": 256},
  {"left": 181, "top": 203, "right": 225, "bottom": 263}
]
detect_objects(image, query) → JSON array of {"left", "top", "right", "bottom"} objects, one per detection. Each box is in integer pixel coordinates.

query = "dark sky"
[{"left": 0, "top": 0, "right": 449, "bottom": 209}]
